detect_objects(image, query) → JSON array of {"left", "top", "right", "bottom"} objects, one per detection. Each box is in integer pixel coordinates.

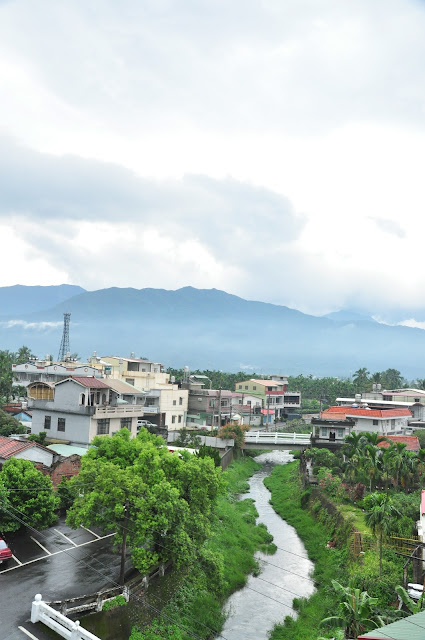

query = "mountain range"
[{"left": 0, "top": 284, "right": 425, "bottom": 379}]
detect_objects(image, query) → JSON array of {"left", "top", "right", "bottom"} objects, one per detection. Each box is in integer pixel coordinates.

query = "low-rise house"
[
  {"left": 336, "top": 387, "right": 425, "bottom": 423},
  {"left": 234, "top": 377, "right": 301, "bottom": 420},
  {"left": 27, "top": 377, "right": 145, "bottom": 447},
  {"left": 0, "top": 436, "right": 55, "bottom": 468},
  {"left": 311, "top": 405, "right": 412, "bottom": 447},
  {"left": 377, "top": 435, "right": 420, "bottom": 452}
]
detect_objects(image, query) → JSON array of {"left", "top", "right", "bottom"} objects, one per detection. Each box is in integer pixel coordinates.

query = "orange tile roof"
[
  {"left": 378, "top": 436, "right": 420, "bottom": 451},
  {"left": 322, "top": 406, "right": 412, "bottom": 419},
  {"left": 0, "top": 436, "right": 54, "bottom": 459}
]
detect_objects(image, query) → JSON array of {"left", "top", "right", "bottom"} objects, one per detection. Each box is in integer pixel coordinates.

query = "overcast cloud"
[{"left": 1, "top": 0, "right": 425, "bottom": 317}]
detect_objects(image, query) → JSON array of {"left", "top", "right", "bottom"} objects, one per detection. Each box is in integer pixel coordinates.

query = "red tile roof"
[
  {"left": 378, "top": 436, "right": 420, "bottom": 452},
  {"left": 0, "top": 436, "right": 54, "bottom": 459},
  {"left": 322, "top": 406, "right": 412, "bottom": 419},
  {"left": 61, "top": 376, "right": 110, "bottom": 389},
  {"left": 0, "top": 437, "right": 34, "bottom": 459}
]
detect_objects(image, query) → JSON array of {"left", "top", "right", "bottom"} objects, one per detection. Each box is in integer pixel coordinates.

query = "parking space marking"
[
  {"left": 0, "top": 533, "right": 116, "bottom": 573},
  {"left": 12, "top": 554, "right": 22, "bottom": 565},
  {"left": 81, "top": 525, "right": 100, "bottom": 539},
  {"left": 30, "top": 537, "right": 51, "bottom": 555},
  {"left": 54, "top": 529, "right": 77, "bottom": 546},
  {"left": 18, "top": 626, "right": 39, "bottom": 639}
]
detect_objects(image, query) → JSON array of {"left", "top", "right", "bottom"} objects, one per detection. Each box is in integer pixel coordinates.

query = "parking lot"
[
  {"left": 0, "top": 517, "right": 122, "bottom": 640},
  {"left": 1, "top": 517, "right": 114, "bottom": 574}
]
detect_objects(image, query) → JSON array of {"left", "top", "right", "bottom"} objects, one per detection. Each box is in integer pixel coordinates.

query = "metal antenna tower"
[{"left": 57, "top": 312, "right": 71, "bottom": 361}]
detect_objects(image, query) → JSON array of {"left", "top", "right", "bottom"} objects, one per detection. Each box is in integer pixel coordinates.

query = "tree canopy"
[
  {"left": 66, "top": 428, "right": 224, "bottom": 579},
  {"left": 0, "top": 458, "right": 59, "bottom": 532}
]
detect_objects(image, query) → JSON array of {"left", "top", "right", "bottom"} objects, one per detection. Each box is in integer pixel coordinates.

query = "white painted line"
[
  {"left": 30, "top": 536, "right": 51, "bottom": 555},
  {"left": 54, "top": 528, "right": 77, "bottom": 546},
  {"left": 18, "top": 626, "right": 39, "bottom": 639},
  {"left": 12, "top": 554, "right": 22, "bottom": 565},
  {"left": 0, "top": 533, "right": 116, "bottom": 573},
  {"left": 81, "top": 525, "right": 100, "bottom": 539}
]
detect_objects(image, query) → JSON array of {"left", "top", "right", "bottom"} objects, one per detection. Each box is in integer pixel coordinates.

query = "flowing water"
[{"left": 217, "top": 451, "right": 315, "bottom": 640}]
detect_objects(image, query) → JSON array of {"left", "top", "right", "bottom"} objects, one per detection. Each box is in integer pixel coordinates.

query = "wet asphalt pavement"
[{"left": 0, "top": 517, "right": 122, "bottom": 640}]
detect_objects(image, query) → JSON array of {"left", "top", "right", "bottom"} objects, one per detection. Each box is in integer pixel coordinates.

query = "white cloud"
[
  {"left": 0, "top": 1, "right": 425, "bottom": 315},
  {"left": 0, "top": 320, "right": 63, "bottom": 330}
]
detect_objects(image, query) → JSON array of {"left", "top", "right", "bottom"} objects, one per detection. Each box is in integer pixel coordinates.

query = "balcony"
[{"left": 94, "top": 405, "right": 144, "bottom": 417}]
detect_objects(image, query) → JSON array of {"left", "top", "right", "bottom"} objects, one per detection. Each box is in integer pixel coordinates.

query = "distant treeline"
[{"left": 167, "top": 366, "right": 423, "bottom": 409}]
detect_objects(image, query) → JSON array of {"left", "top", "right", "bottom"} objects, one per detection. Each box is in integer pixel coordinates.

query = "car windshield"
[{"left": 0, "top": 540, "right": 8, "bottom": 550}]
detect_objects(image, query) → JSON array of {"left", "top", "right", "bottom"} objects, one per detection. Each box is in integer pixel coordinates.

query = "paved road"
[{"left": 0, "top": 517, "right": 121, "bottom": 640}]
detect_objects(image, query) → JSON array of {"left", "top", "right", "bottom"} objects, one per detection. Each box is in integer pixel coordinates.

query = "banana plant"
[{"left": 321, "top": 580, "right": 385, "bottom": 638}]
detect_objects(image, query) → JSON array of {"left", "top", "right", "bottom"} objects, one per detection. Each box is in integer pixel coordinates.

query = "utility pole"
[
  {"left": 218, "top": 387, "right": 222, "bottom": 428},
  {"left": 266, "top": 393, "right": 271, "bottom": 432},
  {"left": 120, "top": 498, "right": 129, "bottom": 585}
]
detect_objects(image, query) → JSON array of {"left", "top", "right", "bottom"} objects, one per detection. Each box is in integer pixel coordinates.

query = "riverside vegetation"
[
  {"left": 127, "top": 455, "right": 276, "bottom": 639},
  {"left": 265, "top": 456, "right": 421, "bottom": 640}
]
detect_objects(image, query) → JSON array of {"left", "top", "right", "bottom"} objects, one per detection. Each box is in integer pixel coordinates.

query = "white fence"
[
  {"left": 244, "top": 431, "right": 311, "bottom": 446},
  {"left": 31, "top": 594, "right": 101, "bottom": 640}
]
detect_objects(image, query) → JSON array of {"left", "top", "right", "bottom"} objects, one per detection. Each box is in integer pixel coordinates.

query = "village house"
[
  {"left": 27, "top": 376, "right": 145, "bottom": 447},
  {"left": 311, "top": 406, "right": 412, "bottom": 448}
]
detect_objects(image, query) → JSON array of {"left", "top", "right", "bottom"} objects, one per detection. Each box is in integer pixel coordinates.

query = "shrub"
[{"left": 102, "top": 595, "right": 127, "bottom": 611}]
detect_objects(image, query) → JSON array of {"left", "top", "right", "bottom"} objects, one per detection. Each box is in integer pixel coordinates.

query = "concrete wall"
[{"left": 15, "top": 446, "right": 54, "bottom": 466}]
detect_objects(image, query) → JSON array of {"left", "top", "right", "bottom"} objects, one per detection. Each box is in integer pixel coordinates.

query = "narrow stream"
[{"left": 217, "top": 451, "right": 315, "bottom": 640}]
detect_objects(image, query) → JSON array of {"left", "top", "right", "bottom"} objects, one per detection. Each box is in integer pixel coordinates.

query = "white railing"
[
  {"left": 95, "top": 405, "right": 143, "bottom": 416},
  {"left": 31, "top": 594, "right": 101, "bottom": 640},
  {"left": 245, "top": 432, "right": 311, "bottom": 445}
]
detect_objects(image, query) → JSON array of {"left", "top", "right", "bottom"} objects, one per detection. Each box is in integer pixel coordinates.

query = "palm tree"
[
  {"left": 363, "top": 445, "right": 383, "bottom": 491},
  {"left": 364, "top": 493, "right": 401, "bottom": 577},
  {"left": 321, "top": 580, "right": 384, "bottom": 638},
  {"left": 342, "top": 432, "right": 366, "bottom": 458},
  {"left": 362, "top": 432, "right": 389, "bottom": 447},
  {"left": 386, "top": 442, "right": 409, "bottom": 488}
]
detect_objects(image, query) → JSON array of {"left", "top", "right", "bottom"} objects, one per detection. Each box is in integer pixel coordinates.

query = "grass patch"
[
  {"left": 338, "top": 502, "right": 371, "bottom": 534},
  {"left": 264, "top": 461, "right": 349, "bottom": 640}
]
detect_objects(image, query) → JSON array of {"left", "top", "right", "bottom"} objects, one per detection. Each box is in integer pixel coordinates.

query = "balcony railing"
[{"left": 95, "top": 405, "right": 144, "bottom": 417}]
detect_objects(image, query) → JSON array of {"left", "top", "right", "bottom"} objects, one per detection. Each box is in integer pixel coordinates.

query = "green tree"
[
  {"left": 218, "top": 423, "right": 250, "bottom": 453},
  {"left": 380, "top": 368, "right": 403, "bottom": 389},
  {"left": 66, "top": 429, "right": 223, "bottom": 583},
  {"left": 0, "top": 458, "right": 58, "bottom": 532},
  {"left": 195, "top": 443, "right": 221, "bottom": 467},
  {"left": 15, "top": 345, "right": 36, "bottom": 364},
  {"left": 0, "top": 409, "right": 26, "bottom": 437},
  {"left": 0, "top": 350, "right": 15, "bottom": 402},
  {"left": 321, "top": 580, "right": 384, "bottom": 638},
  {"left": 364, "top": 493, "right": 401, "bottom": 577},
  {"left": 28, "top": 431, "right": 47, "bottom": 445},
  {"left": 352, "top": 368, "right": 370, "bottom": 391}
]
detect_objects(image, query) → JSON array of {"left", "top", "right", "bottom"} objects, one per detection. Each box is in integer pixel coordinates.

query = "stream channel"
[
  {"left": 82, "top": 451, "right": 315, "bottom": 640},
  {"left": 216, "top": 450, "right": 315, "bottom": 640}
]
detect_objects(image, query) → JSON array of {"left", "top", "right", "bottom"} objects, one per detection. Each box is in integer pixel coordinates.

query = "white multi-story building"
[
  {"left": 12, "top": 360, "right": 102, "bottom": 388},
  {"left": 27, "top": 377, "right": 145, "bottom": 447},
  {"left": 97, "top": 356, "right": 188, "bottom": 430}
]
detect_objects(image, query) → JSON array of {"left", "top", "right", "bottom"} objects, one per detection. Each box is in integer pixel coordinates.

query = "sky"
[{"left": 1, "top": 0, "right": 425, "bottom": 320}]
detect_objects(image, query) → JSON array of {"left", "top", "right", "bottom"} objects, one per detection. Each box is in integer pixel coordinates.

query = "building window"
[
  {"left": 178, "top": 415, "right": 182, "bottom": 423},
  {"left": 58, "top": 418, "right": 66, "bottom": 432},
  {"left": 320, "top": 427, "right": 327, "bottom": 437},
  {"left": 179, "top": 397, "right": 183, "bottom": 405},
  {"left": 173, "top": 400, "right": 176, "bottom": 405},
  {"left": 97, "top": 419, "right": 110, "bottom": 435},
  {"left": 126, "top": 378, "right": 135, "bottom": 386},
  {"left": 373, "top": 420, "right": 378, "bottom": 426},
  {"left": 120, "top": 418, "right": 132, "bottom": 429},
  {"left": 253, "top": 386, "right": 257, "bottom": 390},
  {"left": 238, "top": 385, "right": 242, "bottom": 389},
  {"left": 245, "top": 385, "right": 248, "bottom": 390},
  {"left": 44, "top": 416, "right": 51, "bottom": 430},
  {"left": 172, "top": 415, "right": 176, "bottom": 424},
  {"left": 337, "top": 429, "right": 344, "bottom": 438}
]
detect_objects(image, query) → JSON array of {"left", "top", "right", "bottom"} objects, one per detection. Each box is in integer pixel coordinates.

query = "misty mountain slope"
[
  {"left": 0, "top": 284, "right": 86, "bottom": 317},
  {"left": 1, "top": 286, "right": 425, "bottom": 377}
]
